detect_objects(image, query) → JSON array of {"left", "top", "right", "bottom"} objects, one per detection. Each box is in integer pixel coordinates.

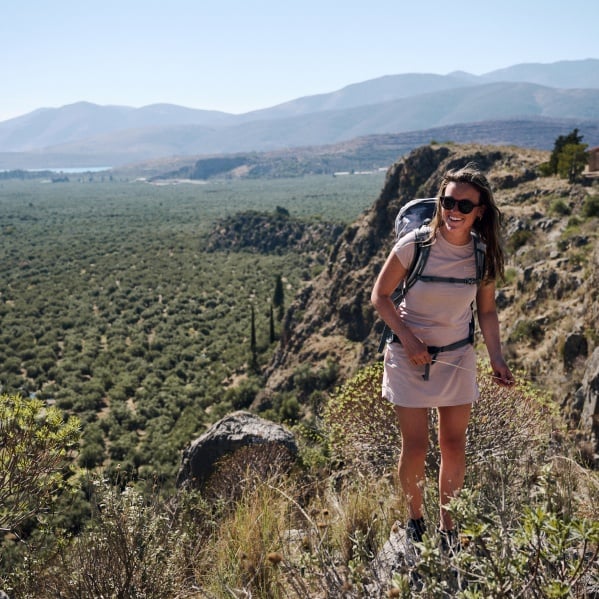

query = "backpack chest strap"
[{"left": 417, "top": 274, "right": 479, "bottom": 285}]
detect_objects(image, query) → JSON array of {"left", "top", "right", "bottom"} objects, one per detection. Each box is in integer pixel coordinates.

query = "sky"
[{"left": 1, "top": 0, "right": 597, "bottom": 122}]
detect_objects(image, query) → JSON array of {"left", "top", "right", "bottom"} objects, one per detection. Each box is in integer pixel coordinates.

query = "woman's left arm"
[{"left": 476, "top": 281, "right": 515, "bottom": 386}]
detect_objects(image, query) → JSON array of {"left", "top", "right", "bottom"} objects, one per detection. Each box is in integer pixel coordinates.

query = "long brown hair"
[{"left": 429, "top": 163, "right": 505, "bottom": 281}]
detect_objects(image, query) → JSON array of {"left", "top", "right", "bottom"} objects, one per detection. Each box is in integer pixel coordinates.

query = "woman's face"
[{"left": 441, "top": 181, "right": 484, "bottom": 235}]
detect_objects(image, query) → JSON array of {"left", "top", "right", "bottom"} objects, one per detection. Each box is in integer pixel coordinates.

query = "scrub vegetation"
[{"left": 1, "top": 162, "right": 598, "bottom": 597}]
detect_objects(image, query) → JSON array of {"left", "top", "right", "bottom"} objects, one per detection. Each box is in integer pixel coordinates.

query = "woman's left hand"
[{"left": 490, "top": 358, "right": 515, "bottom": 387}]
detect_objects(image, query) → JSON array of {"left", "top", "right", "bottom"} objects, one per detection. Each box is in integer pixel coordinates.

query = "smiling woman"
[{"left": 371, "top": 162, "right": 514, "bottom": 544}]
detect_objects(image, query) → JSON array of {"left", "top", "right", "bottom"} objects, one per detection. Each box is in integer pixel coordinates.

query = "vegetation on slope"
[{"left": 1, "top": 139, "right": 598, "bottom": 596}]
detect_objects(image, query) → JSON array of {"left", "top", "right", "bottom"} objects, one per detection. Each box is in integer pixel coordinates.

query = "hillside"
[
  {"left": 144, "top": 118, "right": 599, "bottom": 181},
  {"left": 257, "top": 143, "right": 599, "bottom": 454}
]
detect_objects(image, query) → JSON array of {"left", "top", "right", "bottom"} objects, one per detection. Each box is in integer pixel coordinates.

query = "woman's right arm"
[{"left": 371, "top": 252, "right": 431, "bottom": 365}]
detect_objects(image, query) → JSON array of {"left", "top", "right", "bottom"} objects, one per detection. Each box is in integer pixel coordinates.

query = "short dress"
[{"left": 382, "top": 230, "right": 481, "bottom": 408}]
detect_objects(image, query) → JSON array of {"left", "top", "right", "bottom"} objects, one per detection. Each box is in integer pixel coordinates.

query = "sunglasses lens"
[
  {"left": 441, "top": 196, "right": 455, "bottom": 210},
  {"left": 441, "top": 196, "right": 475, "bottom": 214}
]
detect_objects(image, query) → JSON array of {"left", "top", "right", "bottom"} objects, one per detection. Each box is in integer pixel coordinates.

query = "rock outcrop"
[
  {"left": 176, "top": 411, "right": 298, "bottom": 489},
  {"left": 574, "top": 348, "right": 599, "bottom": 456}
]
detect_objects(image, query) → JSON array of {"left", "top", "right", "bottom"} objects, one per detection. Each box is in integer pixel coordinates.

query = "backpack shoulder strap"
[
  {"left": 406, "top": 230, "right": 430, "bottom": 286},
  {"left": 393, "top": 226, "right": 431, "bottom": 304},
  {"left": 472, "top": 233, "right": 487, "bottom": 282}
]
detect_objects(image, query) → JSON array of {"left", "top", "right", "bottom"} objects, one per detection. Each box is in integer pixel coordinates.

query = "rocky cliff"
[{"left": 260, "top": 143, "right": 599, "bottom": 455}]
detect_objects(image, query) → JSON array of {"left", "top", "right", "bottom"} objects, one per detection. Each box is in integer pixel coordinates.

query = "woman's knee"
[
  {"left": 401, "top": 436, "right": 428, "bottom": 461},
  {"left": 438, "top": 433, "right": 466, "bottom": 457}
]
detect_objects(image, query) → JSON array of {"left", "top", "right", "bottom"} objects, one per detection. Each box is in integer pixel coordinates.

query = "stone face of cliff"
[{"left": 261, "top": 143, "right": 598, "bottom": 452}]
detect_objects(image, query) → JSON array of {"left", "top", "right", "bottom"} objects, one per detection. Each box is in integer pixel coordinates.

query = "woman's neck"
[{"left": 439, "top": 224, "right": 471, "bottom": 246}]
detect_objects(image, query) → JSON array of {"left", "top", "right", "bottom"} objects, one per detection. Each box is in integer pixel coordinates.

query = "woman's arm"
[
  {"left": 371, "top": 252, "right": 432, "bottom": 365},
  {"left": 476, "top": 281, "right": 515, "bottom": 386}
]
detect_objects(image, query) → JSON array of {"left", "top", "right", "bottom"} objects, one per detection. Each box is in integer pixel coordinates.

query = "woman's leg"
[
  {"left": 437, "top": 403, "right": 472, "bottom": 530},
  {"left": 394, "top": 406, "right": 429, "bottom": 520}
]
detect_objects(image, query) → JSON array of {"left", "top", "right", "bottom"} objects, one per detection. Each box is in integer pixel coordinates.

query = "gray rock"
[
  {"left": 577, "top": 348, "right": 599, "bottom": 455},
  {"left": 563, "top": 332, "right": 588, "bottom": 370},
  {"left": 176, "top": 410, "right": 298, "bottom": 489}
]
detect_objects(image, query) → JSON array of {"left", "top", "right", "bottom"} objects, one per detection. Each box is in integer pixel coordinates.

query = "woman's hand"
[
  {"left": 399, "top": 328, "right": 432, "bottom": 366},
  {"left": 490, "top": 357, "right": 515, "bottom": 387}
]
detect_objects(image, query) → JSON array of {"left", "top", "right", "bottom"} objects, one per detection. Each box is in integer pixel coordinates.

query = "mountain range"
[{"left": 1, "top": 58, "right": 598, "bottom": 170}]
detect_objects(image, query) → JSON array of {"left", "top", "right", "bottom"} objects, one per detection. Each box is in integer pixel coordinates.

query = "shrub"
[
  {"left": 582, "top": 195, "right": 599, "bottom": 218},
  {"left": 8, "top": 480, "right": 204, "bottom": 598},
  {"left": 509, "top": 318, "right": 544, "bottom": 344},
  {"left": 323, "top": 362, "right": 399, "bottom": 475},
  {"left": 507, "top": 229, "right": 533, "bottom": 252},
  {"left": 0, "top": 394, "right": 80, "bottom": 533},
  {"left": 411, "top": 470, "right": 599, "bottom": 598},
  {"left": 549, "top": 198, "right": 571, "bottom": 216}
]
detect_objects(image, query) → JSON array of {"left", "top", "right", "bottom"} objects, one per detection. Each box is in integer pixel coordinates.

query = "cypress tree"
[{"left": 273, "top": 274, "right": 285, "bottom": 321}]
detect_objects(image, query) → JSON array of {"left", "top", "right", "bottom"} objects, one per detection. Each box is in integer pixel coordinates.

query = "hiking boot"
[{"left": 406, "top": 517, "right": 426, "bottom": 544}]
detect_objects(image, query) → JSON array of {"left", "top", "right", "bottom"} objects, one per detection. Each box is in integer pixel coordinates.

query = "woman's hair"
[{"left": 429, "top": 163, "right": 505, "bottom": 281}]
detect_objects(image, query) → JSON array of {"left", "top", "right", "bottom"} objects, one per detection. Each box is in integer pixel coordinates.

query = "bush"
[
  {"left": 509, "top": 318, "right": 544, "bottom": 344},
  {"left": 549, "top": 198, "right": 572, "bottom": 216},
  {"left": 323, "top": 362, "right": 399, "bottom": 475},
  {"left": 0, "top": 394, "right": 80, "bottom": 533},
  {"left": 582, "top": 195, "right": 599, "bottom": 218},
  {"left": 507, "top": 229, "right": 533, "bottom": 253}
]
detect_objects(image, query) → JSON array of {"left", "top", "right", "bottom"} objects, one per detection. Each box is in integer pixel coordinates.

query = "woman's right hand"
[{"left": 398, "top": 329, "right": 432, "bottom": 366}]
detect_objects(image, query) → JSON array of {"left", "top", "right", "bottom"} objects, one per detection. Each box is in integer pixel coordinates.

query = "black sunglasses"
[{"left": 441, "top": 196, "right": 480, "bottom": 215}]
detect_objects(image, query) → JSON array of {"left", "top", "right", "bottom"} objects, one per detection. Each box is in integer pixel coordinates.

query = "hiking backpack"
[{"left": 377, "top": 197, "right": 487, "bottom": 376}]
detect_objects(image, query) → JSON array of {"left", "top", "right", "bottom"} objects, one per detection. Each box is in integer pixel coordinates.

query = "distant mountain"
[
  {"left": 0, "top": 102, "right": 235, "bottom": 152},
  {"left": 480, "top": 58, "right": 599, "bottom": 88},
  {"left": 0, "top": 59, "right": 598, "bottom": 169}
]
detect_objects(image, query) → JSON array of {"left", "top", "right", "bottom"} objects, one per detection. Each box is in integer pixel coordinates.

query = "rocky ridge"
[{"left": 258, "top": 143, "right": 599, "bottom": 454}]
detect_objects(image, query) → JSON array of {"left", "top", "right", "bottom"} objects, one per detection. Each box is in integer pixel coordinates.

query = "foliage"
[
  {"left": 412, "top": 472, "right": 599, "bottom": 598},
  {"left": 323, "top": 361, "right": 399, "bottom": 474},
  {"left": 2, "top": 361, "right": 598, "bottom": 598},
  {"left": 0, "top": 175, "right": 381, "bottom": 489},
  {"left": 557, "top": 143, "right": 589, "bottom": 183},
  {"left": 0, "top": 393, "right": 80, "bottom": 533},
  {"left": 549, "top": 198, "right": 572, "bottom": 216},
  {"left": 542, "top": 129, "right": 589, "bottom": 182},
  {"left": 582, "top": 195, "right": 599, "bottom": 218},
  {"left": 508, "top": 319, "right": 545, "bottom": 344},
  {"left": 506, "top": 229, "right": 534, "bottom": 253},
  {"left": 5, "top": 477, "right": 214, "bottom": 598}
]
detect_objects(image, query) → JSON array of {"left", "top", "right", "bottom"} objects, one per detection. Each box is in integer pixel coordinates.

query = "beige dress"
[{"left": 382, "top": 230, "right": 480, "bottom": 408}]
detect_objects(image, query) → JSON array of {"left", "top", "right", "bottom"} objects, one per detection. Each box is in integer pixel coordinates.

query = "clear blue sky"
[{"left": 1, "top": 0, "right": 597, "bottom": 122}]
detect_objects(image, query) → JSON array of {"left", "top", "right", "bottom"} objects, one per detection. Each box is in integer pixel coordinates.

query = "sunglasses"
[{"left": 441, "top": 196, "right": 480, "bottom": 214}]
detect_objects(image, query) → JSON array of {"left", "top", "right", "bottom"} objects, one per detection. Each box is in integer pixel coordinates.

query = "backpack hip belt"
[{"left": 388, "top": 327, "right": 474, "bottom": 381}]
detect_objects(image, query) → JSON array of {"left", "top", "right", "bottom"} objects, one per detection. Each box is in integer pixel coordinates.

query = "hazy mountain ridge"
[
  {"left": 146, "top": 117, "right": 599, "bottom": 181},
  {"left": 1, "top": 59, "right": 598, "bottom": 169}
]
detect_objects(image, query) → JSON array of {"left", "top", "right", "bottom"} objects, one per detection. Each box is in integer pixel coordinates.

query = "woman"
[{"left": 371, "top": 164, "right": 514, "bottom": 546}]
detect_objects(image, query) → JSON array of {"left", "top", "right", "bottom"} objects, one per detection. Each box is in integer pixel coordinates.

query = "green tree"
[
  {"left": 557, "top": 142, "right": 589, "bottom": 182},
  {"left": 273, "top": 274, "right": 285, "bottom": 321},
  {"left": 548, "top": 128, "right": 585, "bottom": 174},
  {"left": 250, "top": 303, "right": 258, "bottom": 372},
  {"left": 0, "top": 393, "right": 80, "bottom": 533},
  {"left": 269, "top": 302, "right": 276, "bottom": 343}
]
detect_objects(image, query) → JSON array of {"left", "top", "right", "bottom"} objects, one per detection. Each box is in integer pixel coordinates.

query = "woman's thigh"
[{"left": 394, "top": 405, "right": 429, "bottom": 451}]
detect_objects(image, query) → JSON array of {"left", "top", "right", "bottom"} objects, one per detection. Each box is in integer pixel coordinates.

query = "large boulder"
[
  {"left": 176, "top": 411, "right": 298, "bottom": 489},
  {"left": 575, "top": 348, "right": 599, "bottom": 458}
]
